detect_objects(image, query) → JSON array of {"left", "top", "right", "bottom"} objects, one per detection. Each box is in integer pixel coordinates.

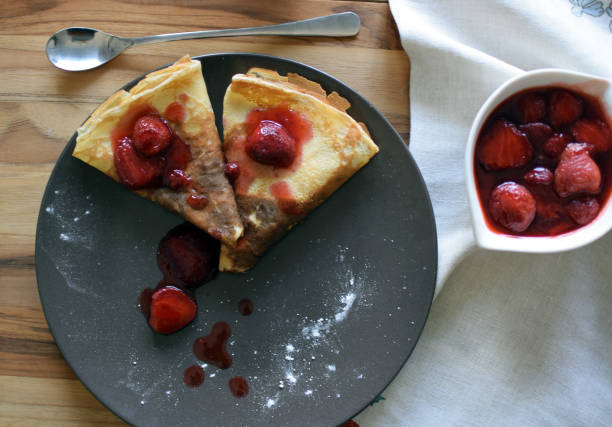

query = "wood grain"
[{"left": 0, "top": 0, "right": 409, "bottom": 424}]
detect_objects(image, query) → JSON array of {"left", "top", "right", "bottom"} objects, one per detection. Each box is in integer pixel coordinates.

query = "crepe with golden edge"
[
  {"left": 73, "top": 56, "right": 243, "bottom": 247},
  {"left": 220, "top": 68, "right": 379, "bottom": 272}
]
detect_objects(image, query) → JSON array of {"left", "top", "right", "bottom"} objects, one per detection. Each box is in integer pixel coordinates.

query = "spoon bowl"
[
  {"left": 46, "top": 28, "right": 131, "bottom": 71},
  {"left": 465, "top": 69, "right": 612, "bottom": 253}
]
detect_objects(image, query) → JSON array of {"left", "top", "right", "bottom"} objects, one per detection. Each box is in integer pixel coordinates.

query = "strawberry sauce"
[
  {"left": 165, "top": 101, "right": 187, "bottom": 123},
  {"left": 237, "top": 298, "right": 254, "bottom": 316},
  {"left": 193, "top": 321, "right": 233, "bottom": 369},
  {"left": 475, "top": 86, "right": 612, "bottom": 236},
  {"left": 226, "top": 105, "right": 312, "bottom": 201},
  {"left": 184, "top": 365, "right": 205, "bottom": 387},
  {"left": 228, "top": 376, "right": 249, "bottom": 397},
  {"left": 270, "top": 181, "right": 303, "bottom": 215}
]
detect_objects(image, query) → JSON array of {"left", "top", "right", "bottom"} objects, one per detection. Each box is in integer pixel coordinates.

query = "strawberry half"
[
  {"left": 477, "top": 119, "right": 532, "bottom": 170},
  {"left": 548, "top": 90, "right": 583, "bottom": 128},
  {"left": 570, "top": 118, "right": 612, "bottom": 153},
  {"left": 554, "top": 143, "right": 601, "bottom": 198},
  {"left": 524, "top": 166, "right": 553, "bottom": 186},
  {"left": 148, "top": 286, "right": 197, "bottom": 334},
  {"left": 518, "top": 122, "right": 552, "bottom": 147},
  {"left": 516, "top": 92, "right": 546, "bottom": 124},
  {"left": 543, "top": 133, "right": 570, "bottom": 159},
  {"left": 488, "top": 181, "right": 536, "bottom": 232},
  {"left": 114, "top": 137, "right": 164, "bottom": 189},
  {"left": 565, "top": 197, "right": 600, "bottom": 225}
]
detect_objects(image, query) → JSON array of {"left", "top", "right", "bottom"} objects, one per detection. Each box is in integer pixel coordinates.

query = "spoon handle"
[{"left": 129, "top": 12, "right": 360, "bottom": 46}]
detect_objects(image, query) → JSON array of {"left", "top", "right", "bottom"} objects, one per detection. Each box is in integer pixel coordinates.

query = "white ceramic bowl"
[{"left": 465, "top": 69, "right": 612, "bottom": 253}]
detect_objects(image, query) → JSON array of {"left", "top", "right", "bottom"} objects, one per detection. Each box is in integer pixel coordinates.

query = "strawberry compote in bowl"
[{"left": 466, "top": 69, "right": 612, "bottom": 253}]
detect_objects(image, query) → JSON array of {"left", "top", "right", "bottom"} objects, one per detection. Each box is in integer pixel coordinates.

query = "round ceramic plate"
[{"left": 35, "top": 53, "right": 437, "bottom": 426}]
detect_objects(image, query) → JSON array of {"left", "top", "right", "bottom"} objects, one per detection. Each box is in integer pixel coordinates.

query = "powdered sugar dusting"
[{"left": 253, "top": 245, "right": 376, "bottom": 411}]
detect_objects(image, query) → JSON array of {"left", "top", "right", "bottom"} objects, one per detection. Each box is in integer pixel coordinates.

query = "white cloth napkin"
[
  {"left": 355, "top": 1, "right": 612, "bottom": 425},
  {"left": 391, "top": 0, "right": 612, "bottom": 296}
]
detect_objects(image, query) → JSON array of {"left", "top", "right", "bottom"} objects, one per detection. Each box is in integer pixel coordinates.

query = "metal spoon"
[{"left": 45, "top": 12, "right": 360, "bottom": 71}]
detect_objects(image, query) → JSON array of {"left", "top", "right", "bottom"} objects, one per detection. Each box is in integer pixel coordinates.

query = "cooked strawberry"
[
  {"left": 524, "top": 166, "right": 553, "bottom": 186},
  {"left": 246, "top": 120, "right": 297, "bottom": 167},
  {"left": 548, "top": 90, "right": 583, "bottom": 128},
  {"left": 516, "top": 92, "right": 546, "bottom": 124},
  {"left": 565, "top": 197, "right": 600, "bottom": 225},
  {"left": 489, "top": 182, "right": 536, "bottom": 232},
  {"left": 477, "top": 119, "right": 532, "bottom": 170},
  {"left": 570, "top": 118, "right": 612, "bottom": 153},
  {"left": 164, "top": 135, "right": 191, "bottom": 170},
  {"left": 165, "top": 169, "right": 191, "bottom": 189},
  {"left": 114, "top": 136, "right": 164, "bottom": 189},
  {"left": 148, "top": 285, "right": 197, "bottom": 335},
  {"left": 132, "top": 115, "right": 172, "bottom": 157},
  {"left": 157, "top": 222, "right": 219, "bottom": 287},
  {"left": 518, "top": 122, "right": 552, "bottom": 147},
  {"left": 554, "top": 143, "right": 601, "bottom": 197},
  {"left": 543, "top": 133, "right": 570, "bottom": 159}
]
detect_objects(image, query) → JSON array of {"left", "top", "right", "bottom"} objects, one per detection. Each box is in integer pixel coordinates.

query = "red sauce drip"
[
  {"left": 228, "top": 376, "right": 249, "bottom": 398},
  {"left": 475, "top": 86, "right": 612, "bottom": 236},
  {"left": 193, "top": 321, "right": 232, "bottom": 369},
  {"left": 340, "top": 421, "right": 359, "bottom": 427},
  {"left": 270, "top": 181, "right": 303, "bottom": 215},
  {"left": 179, "top": 93, "right": 189, "bottom": 104},
  {"left": 139, "top": 287, "right": 155, "bottom": 318},
  {"left": 237, "top": 298, "right": 254, "bottom": 316},
  {"left": 224, "top": 162, "right": 240, "bottom": 183},
  {"left": 165, "top": 101, "right": 187, "bottom": 123},
  {"left": 225, "top": 105, "right": 313, "bottom": 194},
  {"left": 187, "top": 194, "right": 209, "bottom": 210},
  {"left": 183, "top": 365, "right": 205, "bottom": 387}
]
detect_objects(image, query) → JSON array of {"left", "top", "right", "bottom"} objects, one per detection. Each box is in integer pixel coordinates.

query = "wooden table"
[{"left": 0, "top": 1, "right": 409, "bottom": 424}]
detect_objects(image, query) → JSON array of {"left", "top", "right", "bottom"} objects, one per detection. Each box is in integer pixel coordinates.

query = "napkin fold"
[{"left": 389, "top": 0, "right": 612, "bottom": 295}]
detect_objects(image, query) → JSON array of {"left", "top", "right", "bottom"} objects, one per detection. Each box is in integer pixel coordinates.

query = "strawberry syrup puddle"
[
  {"left": 183, "top": 365, "right": 205, "bottom": 388},
  {"left": 238, "top": 298, "right": 254, "bottom": 316},
  {"left": 475, "top": 86, "right": 612, "bottom": 236},
  {"left": 193, "top": 321, "right": 233, "bottom": 369}
]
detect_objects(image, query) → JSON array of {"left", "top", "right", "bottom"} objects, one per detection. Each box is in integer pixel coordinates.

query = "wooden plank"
[
  {"left": 0, "top": 0, "right": 408, "bottom": 423},
  {"left": 0, "top": 0, "right": 400, "bottom": 50},
  {"left": 0, "top": 376, "right": 124, "bottom": 425}
]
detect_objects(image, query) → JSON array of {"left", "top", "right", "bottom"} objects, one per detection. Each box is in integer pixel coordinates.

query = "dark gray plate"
[{"left": 35, "top": 54, "right": 436, "bottom": 426}]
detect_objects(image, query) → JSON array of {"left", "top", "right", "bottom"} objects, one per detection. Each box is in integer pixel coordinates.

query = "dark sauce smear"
[
  {"left": 237, "top": 298, "right": 254, "bottom": 316},
  {"left": 193, "top": 321, "right": 233, "bottom": 369},
  {"left": 228, "top": 376, "right": 249, "bottom": 398},
  {"left": 184, "top": 365, "right": 205, "bottom": 388},
  {"left": 475, "top": 86, "right": 612, "bottom": 236},
  {"left": 157, "top": 222, "right": 220, "bottom": 288}
]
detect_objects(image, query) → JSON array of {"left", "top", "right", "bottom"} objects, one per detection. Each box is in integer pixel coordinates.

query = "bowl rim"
[{"left": 465, "top": 68, "right": 612, "bottom": 253}]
